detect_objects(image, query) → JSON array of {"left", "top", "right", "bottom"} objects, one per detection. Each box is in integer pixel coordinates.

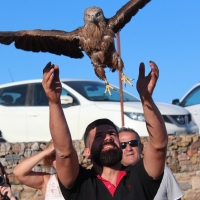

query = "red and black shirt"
[{"left": 58, "top": 159, "right": 163, "bottom": 200}]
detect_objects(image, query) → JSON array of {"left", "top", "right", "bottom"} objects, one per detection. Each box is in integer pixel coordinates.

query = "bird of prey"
[{"left": 0, "top": 0, "right": 151, "bottom": 95}]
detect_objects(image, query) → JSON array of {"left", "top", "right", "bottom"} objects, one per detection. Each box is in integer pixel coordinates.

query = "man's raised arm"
[
  {"left": 42, "top": 62, "right": 79, "bottom": 188},
  {"left": 136, "top": 61, "right": 168, "bottom": 179}
]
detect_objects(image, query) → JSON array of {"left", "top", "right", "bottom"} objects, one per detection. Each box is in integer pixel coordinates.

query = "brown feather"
[{"left": 80, "top": 21, "right": 107, "bottom": 54}]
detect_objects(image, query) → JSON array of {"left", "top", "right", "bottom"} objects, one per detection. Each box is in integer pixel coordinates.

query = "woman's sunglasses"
[{"left": 120, "top": 140, "right": 140, "bottom": 149}]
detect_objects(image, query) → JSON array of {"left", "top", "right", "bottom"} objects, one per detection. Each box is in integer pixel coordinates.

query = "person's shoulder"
[
  {"left": 43, "top": 173, "right": 52, "bottom": 188},
  {"left": 132, "top": 158, "right": 144, "bottom": 169},
  {"left": 163, "top": 166, "right": 174, "bottom": 176},
  {"left": 163, "top": 166, "right": 181, "bottom": 185},
  {"left": 124, "top": 159, "right": 144, "bottom": 173},
  {"left": 43, "top": 173, "right": 51, "bottom": 181},
  {"left": 79, "top": 165, "right": 97, "bottom": 177}
]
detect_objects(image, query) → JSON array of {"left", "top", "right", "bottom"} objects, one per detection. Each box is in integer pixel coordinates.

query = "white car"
[
  {"left": 0, "top": 79, "right": 199, "bottom": 142},
  {"left": 172, "top": 82, "right": 200, "bottom": 130}
]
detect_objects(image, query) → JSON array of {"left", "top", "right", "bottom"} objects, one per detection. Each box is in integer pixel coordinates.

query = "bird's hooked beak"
[{"left": 91, "top": 16, "right": 98, "bottom": 26}]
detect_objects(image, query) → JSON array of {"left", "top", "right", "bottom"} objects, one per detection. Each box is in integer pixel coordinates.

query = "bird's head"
[{"left": 84, "top": 6, "right": 105, "bottom": 25}]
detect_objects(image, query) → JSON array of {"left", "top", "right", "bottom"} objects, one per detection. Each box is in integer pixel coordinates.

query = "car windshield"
[{"left": 63, "top": 81, "right": 140, "bottom": 102}]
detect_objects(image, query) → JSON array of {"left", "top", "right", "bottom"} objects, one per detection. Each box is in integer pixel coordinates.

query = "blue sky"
[{"left": 0, "top": 0, "right": 199, "bottom": 103}]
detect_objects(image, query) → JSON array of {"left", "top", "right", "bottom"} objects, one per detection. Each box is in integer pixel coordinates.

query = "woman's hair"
[
  {"left": 42, "top": 140, "right": 55, "bottom": 171},
  {"left": 0, "top": 162, "right": 11, "bottom": 187}
]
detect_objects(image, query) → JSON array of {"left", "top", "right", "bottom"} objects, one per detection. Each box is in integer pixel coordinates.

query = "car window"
[
  {"left": 0, "top": 84, "right": 28, "bottom": 106},
  {"left": 181, "top": 86, "right": 200, "bottom": 107},
  {"left": 33, "top": 83, "right": 79, "bottom": 106},
  {"left": 34, "top": 83, "right": 49, "bottom": 106},
  {"left": 63, "top": 81, "right": 140, "bottom": 102}
]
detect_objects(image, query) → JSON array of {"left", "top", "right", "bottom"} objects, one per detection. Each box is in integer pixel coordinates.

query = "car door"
[
  {"left": 61, "top": 89, "right": 81, "bottom": 140},
  {"left": 0, "top": 84, "right": 29, "bottom": 142},
  {"left": 180, "top": 85, "right": 200, "bottom": 129},
  {"left": 27, "top": 83, "right": 52, "bottom": 142},
  {"left": 27, "top": 83, "right": 80, "bottom": 141}
]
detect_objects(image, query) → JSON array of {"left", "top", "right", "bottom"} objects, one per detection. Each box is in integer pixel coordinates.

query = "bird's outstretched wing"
[
  {"left": 108, "top": 0, "right": 151, "bottom": 33},
  {"left": 0, "top": 29, "right": 84, "bottom": 58}
]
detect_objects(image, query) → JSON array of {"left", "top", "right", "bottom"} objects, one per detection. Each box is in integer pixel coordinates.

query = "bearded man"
[{"left": 42, "top": 60, "right": 168, "bottom": 200}]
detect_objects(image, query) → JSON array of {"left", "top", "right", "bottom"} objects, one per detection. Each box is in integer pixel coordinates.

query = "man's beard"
[{"left": 91, "top": 140, "right": 122, "bottom": 167}]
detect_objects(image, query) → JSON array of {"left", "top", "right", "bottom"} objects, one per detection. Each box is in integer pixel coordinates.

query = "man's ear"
[{"left": 84, "top": 148, "right": 91, "bottom": 159}]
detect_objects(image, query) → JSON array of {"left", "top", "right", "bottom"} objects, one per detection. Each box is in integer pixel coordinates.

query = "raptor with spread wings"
[{"left": 0, "top": 0, "right": 151, "bottom": 95}]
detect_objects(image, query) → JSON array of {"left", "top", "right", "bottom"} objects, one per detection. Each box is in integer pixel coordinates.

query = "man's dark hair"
[
  {"left": 118, "top": 127, "right": 141, "bottom": 142},
  {"left": 84, "top": 118, "right": 118, "bottom": 147}
]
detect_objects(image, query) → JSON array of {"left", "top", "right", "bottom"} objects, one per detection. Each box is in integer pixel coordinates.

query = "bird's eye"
[
  {"left": 87, "top": 14, "right": 90, "bottom": 18},
  {"left": 96, "top": 12, "right": 100, "bottom": 17}
]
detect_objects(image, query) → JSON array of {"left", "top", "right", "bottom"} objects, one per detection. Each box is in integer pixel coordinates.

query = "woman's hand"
[{"left": 45, "top": 141, "right": 55, "bottom": 156}]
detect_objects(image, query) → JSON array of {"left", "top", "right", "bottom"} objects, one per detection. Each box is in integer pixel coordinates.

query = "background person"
[
  {"left": 42, "top": 60, "right": 168, "bottom": 199},
  {"left": 0, "top": 162, "right": 17, "bottom": 200},
  {"left": 118, "top": 127, "right": 184, "bottom": 200},
  {"left": 13, "top": 140, "right": 65, "bottom": 200}
]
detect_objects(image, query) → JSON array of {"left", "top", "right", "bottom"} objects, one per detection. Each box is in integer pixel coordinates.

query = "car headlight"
[{"left": 124, "top": 112, "right": 146, "bottom": 121}]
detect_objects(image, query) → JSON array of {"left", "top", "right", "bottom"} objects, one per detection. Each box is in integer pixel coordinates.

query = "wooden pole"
[{"left": 116, "top": 32, "right": 124, "bottom": 127}]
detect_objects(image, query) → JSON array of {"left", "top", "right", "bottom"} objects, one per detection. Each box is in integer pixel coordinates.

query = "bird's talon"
[
  {"left": 121, "top": 73, "right": 133, "bottom": 86},
  {"left": 104, "top": 83, "right": 114, "bottom": 96}
]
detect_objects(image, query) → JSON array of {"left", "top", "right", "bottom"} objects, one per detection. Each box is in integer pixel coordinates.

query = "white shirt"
[
  {"left": 154, "top": 166, "right": 184, "bottom": 200},
  {"left": 44, "top": 174, "right": 65, "bottom": 200}
]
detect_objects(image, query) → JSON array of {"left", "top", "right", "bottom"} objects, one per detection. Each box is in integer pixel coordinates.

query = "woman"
[
  {"left": 0, "top": 162, "right": 17, "bottom": 200},
  {"left": 13, "top": 140, "right": 64, "bottom": 200}
]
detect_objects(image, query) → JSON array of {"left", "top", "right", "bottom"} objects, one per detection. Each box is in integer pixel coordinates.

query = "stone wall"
[
  {"left": 0, "top": 134, "right": 200, "bottom": 200},
  {"left": 175, "top": 170, "right": 200, "bottom": 200}
]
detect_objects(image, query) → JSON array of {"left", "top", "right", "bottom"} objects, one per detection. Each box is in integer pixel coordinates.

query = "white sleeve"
[{"left": 154, "top": 166, "right": 184, "bottom": 200}]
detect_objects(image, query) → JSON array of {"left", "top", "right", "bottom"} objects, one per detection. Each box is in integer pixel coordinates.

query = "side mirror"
[
  {"left": 60, "top": 95, "right": 73, "bottom": 105},
  {"left": 172, "top": 99, "right": 180, "bottom": 105}
]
